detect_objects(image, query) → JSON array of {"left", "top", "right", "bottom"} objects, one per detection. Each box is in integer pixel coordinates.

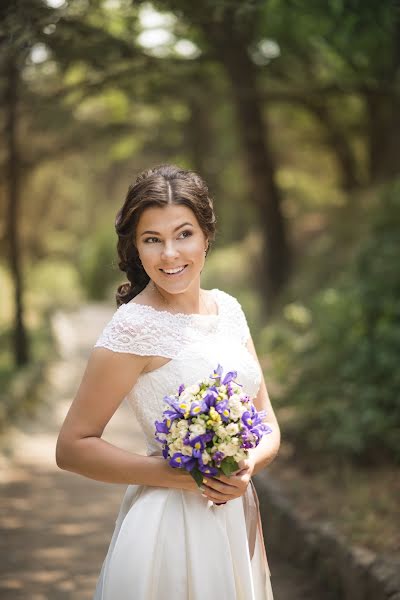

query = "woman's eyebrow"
[{"left": 140, "top": 222, "right": 194, "bottom": 236}]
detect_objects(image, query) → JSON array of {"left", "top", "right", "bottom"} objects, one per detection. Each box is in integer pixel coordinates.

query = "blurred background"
[{"left": 0, "top": 0, "right": 399, "bottom": 588}]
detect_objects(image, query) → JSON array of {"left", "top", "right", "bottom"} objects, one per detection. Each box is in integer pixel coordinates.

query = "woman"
[{"left": 56, "top": 164, "right": 280, "bottom": 599}]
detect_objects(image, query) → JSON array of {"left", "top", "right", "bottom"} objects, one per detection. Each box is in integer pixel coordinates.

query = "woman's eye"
[{"left": 143, "top": 230, "right": 192, "bottom": 243}]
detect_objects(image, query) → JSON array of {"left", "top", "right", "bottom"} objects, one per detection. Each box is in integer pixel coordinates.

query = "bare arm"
[
  {"left": 55, "top": 348, "right": 197, "bottom": 492},
  {"left": 245, "top": 335, "right": 281, "bottom": 475}
]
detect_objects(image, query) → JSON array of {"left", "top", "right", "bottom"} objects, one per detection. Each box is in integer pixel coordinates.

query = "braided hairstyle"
[{"left": 115, "top": 164, "right": 217, "bottom": 307}]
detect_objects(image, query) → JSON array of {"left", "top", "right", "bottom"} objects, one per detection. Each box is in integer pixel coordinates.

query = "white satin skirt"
[{"left": 93, "top": 480, "right": 274, "bottom": 600}]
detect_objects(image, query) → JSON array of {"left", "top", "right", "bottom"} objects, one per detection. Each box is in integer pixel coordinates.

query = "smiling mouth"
[{"left": 159, "top": 265, "right": 188, "bottom": 275}]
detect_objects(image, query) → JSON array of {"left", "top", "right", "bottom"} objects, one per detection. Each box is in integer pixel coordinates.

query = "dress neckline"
[{"left": 122, "top": 288, "right": 221, "bottom": 320}]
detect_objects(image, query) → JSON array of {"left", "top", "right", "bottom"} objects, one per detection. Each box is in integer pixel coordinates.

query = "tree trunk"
[
  {"left": 5, "top": 54, "right": 29, "bottom": 366},
  {"left": 302, "top": 99, "right": 360, "bottom": 191},
  {"left": 217, "top": 42, "right": 291, "bottom": 307},
  {"left": 184, "top": 89, "right": 219, "bottom": 197},
  {"left": 364, "top": 91, "right": 400, "bottom": 182}
]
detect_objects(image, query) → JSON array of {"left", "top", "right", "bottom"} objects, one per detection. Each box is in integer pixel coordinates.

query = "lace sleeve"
[
  {"left": 217, "top": 290, "right": 251, "bottom": 345},
  {"left": 93, "top": 304, "right": 185, "bottom": 358}
]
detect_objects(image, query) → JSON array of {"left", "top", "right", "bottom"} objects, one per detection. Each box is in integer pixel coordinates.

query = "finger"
[
  {"left": 202, "top": 478, "right": 236, "bottom": 497},
  {"left": 202, "top": 488, "right": 232, "bottom": 503},
  {"left": 237, "top": 463, "right": 251, "bottom": 472},
  {"left": 213, "top": 473, "right": 239, "bottom": 487}
]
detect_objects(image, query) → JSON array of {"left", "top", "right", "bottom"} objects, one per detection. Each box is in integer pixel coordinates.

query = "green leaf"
[
  {"left": 220, "top": 456, "right": 239, "bottom": 476},
  {"left": 190, "top": 466, "right": 204, "bottom": 488}
]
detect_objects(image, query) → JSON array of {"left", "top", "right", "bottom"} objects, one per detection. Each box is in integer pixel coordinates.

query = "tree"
[{"left": 152, "top": 0, "right": 292, "bottom": 307}]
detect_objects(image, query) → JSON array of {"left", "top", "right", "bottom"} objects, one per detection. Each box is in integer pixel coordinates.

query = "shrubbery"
[
  {"left": 78, "top": 227, "right": 121, "bottom": 301},
  {"left": 264, "top": 180, "right": 400, "bottom": 463}
]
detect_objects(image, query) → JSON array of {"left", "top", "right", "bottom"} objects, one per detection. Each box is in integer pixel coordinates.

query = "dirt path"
[{"left": 0, "top": 305, "right": 323, "bottom": 599}]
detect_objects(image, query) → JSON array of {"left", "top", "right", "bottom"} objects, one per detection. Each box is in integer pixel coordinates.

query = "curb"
[{"left": 254, "top": 474, "right": 400, "bottom": 600}]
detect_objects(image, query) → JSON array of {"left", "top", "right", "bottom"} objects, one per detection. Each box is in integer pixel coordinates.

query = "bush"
[
  {"left": 78, "top": 227, "right": 121, "bottom": 301},
  {"left": 270, "top": 180, "right": 400, "bottom": 463}
]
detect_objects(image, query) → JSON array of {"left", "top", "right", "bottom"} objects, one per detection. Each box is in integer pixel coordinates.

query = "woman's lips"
[{"left": 159, "top": 265, "right": 188, "bottom": 276}]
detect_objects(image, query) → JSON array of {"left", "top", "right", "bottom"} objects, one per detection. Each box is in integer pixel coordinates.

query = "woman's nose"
[{"left": 161, "top": 242, "right": 179, "bottom": 260}]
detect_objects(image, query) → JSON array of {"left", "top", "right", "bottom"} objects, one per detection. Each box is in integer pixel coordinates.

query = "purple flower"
[
  {"left": 241, "top": 410, "right": 254, "bottom": 429},
  {"left": 210, "top": 364, "right": 238, "bottom": 385},
  {"left": 190, "top": 400, "right": 208, "bottom": 416},
  {"left": 240, "top": 428, "right": 256, "bottom": 449},
  {"left": 211, "top": 364, "right": 223, "bottom": 381},
  {"left": 212, "top": 450, "right": 225, "bottom": 466},
  {"left": 188, "top": 431, "right": 214, "bottom": 451},
  {"left": 188, "top": 434, "right": 206, "bottom": 452},
  {"left": 163, "top": 408, "right": 181, "bottom": 422},
  {"left": 215, "top": 399, "right": 230, "bottom": 422},
  {"left": 222, "top": 370, "right": 237, "bottom": 385},
  {"left": 155, "top": 419, "right": 170, "bottom": 434},
  {"left": 155, "top": 364, "right": 273, "bottom": 490},
  {"left": 169, "top": 452, "right": 196, "bottom": 471},
  {"left": 226, "top": 382, "right": 234, "bottom": 397},
  {"left": 203, "top": 389, "right": 218, "bottom": 408},
  {"left": 163, "top": 395, "right": 184, "bottom": 417},
  {"left": 198, "top": 462, "right": 219, "bottom": 476}
]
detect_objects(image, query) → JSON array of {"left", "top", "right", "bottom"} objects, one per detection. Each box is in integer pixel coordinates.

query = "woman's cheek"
[{"left": 184, "top": 238, "right": 206, "bottom": 258}]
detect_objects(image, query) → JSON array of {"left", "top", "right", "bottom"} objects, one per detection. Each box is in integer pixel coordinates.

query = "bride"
[{"left": 56, "top": 164, "right": 280, "bottom": 599}]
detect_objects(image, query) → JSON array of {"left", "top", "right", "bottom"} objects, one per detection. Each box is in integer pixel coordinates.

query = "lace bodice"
[{"left": 94, "top": 289, "right": 262, "bottom": 456}]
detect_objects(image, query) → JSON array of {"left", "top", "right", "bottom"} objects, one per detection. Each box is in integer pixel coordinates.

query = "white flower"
[
  {"left": 179, "top": 390, "right": 196, "bottom": 404},
  {"left": 229, "top": 407, "right": 242, "bottom": 421},
  {"left": 215, "top": 425, "right": 229, "bottom": 439},
  {"left": 218, "top": 442, "right": 237, "bottom": 457},
  {"left": 186, "top": 383, "right": 201, "bottom": 395},
  {"left": 226, "top": 423, "right": 239, "bottom": 436},
  {"left": 234, "top": 449, "right": 247, "bottom": 462},
  {"left": 228, "top": 393, "right": 241, "bottom": 405},
  {"left": 176, "top": 421, "right": 189, "bottom": 438},
  {"left": 189, "top": 423, "right": 206, "bottom": 438},
  {"left": 181, "top": 445, "right": 193, "bottom": 457},
  {"left": 201, "top": 450, "right": 211, "bottom": 464}
]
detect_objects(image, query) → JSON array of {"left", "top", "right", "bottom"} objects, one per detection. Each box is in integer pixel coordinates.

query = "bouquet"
[{"left": 154, "top": 364, "right": 272, "bottom": 492}]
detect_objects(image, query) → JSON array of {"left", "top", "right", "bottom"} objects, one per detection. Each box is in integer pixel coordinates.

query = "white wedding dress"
[{"left": 92, "top": 288, "right": 274, "bottom": 600}]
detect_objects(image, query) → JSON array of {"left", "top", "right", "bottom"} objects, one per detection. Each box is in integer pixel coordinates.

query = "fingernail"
[{"left": 203, "top": 478, "right": 208, "bottom": 484}]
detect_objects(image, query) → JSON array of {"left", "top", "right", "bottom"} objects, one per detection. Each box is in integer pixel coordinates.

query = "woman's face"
[{"left": 135, "top": 204, "right": 208, "bottom": 294}]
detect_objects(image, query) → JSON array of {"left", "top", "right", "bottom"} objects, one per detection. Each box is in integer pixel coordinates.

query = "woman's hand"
[{"left": 200, "top": 456, "right": 256, "bottom": 504}]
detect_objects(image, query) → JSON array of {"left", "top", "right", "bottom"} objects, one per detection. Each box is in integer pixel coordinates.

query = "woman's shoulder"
[
  {"left": 93, "top": 301, "right": 185, "bottom": 358},
  {"left": 211, "top": 288, "right": 246, "bottom": 312}
]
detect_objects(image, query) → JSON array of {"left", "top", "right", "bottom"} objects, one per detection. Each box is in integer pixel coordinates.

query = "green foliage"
[
  {"left": 264, "top": 180, "right": 400, "bottom": 463},
  {"left": 220, "top": 456, "right": 239, "bottom": 476},
  {"left": 0, "top": 311, "right": 55, "bottom": 431},
  {"left": 29, "top": 259, "right": 84, "bottom": 311},
  {"left": 78, "top": 226, "right": 121, "bottom": 301},
  {"left": 201, "top": 232, "right": 264, "bottom": 332}
]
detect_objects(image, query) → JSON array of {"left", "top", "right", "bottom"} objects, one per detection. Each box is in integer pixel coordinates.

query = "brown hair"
[{"left": 115, "top": 164, "right": 217, "bottom": 307}]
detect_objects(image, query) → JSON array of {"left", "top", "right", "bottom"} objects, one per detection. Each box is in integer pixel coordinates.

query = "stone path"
[{"left": 0, "top": 305, "right": 323, "bottom": 599}]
